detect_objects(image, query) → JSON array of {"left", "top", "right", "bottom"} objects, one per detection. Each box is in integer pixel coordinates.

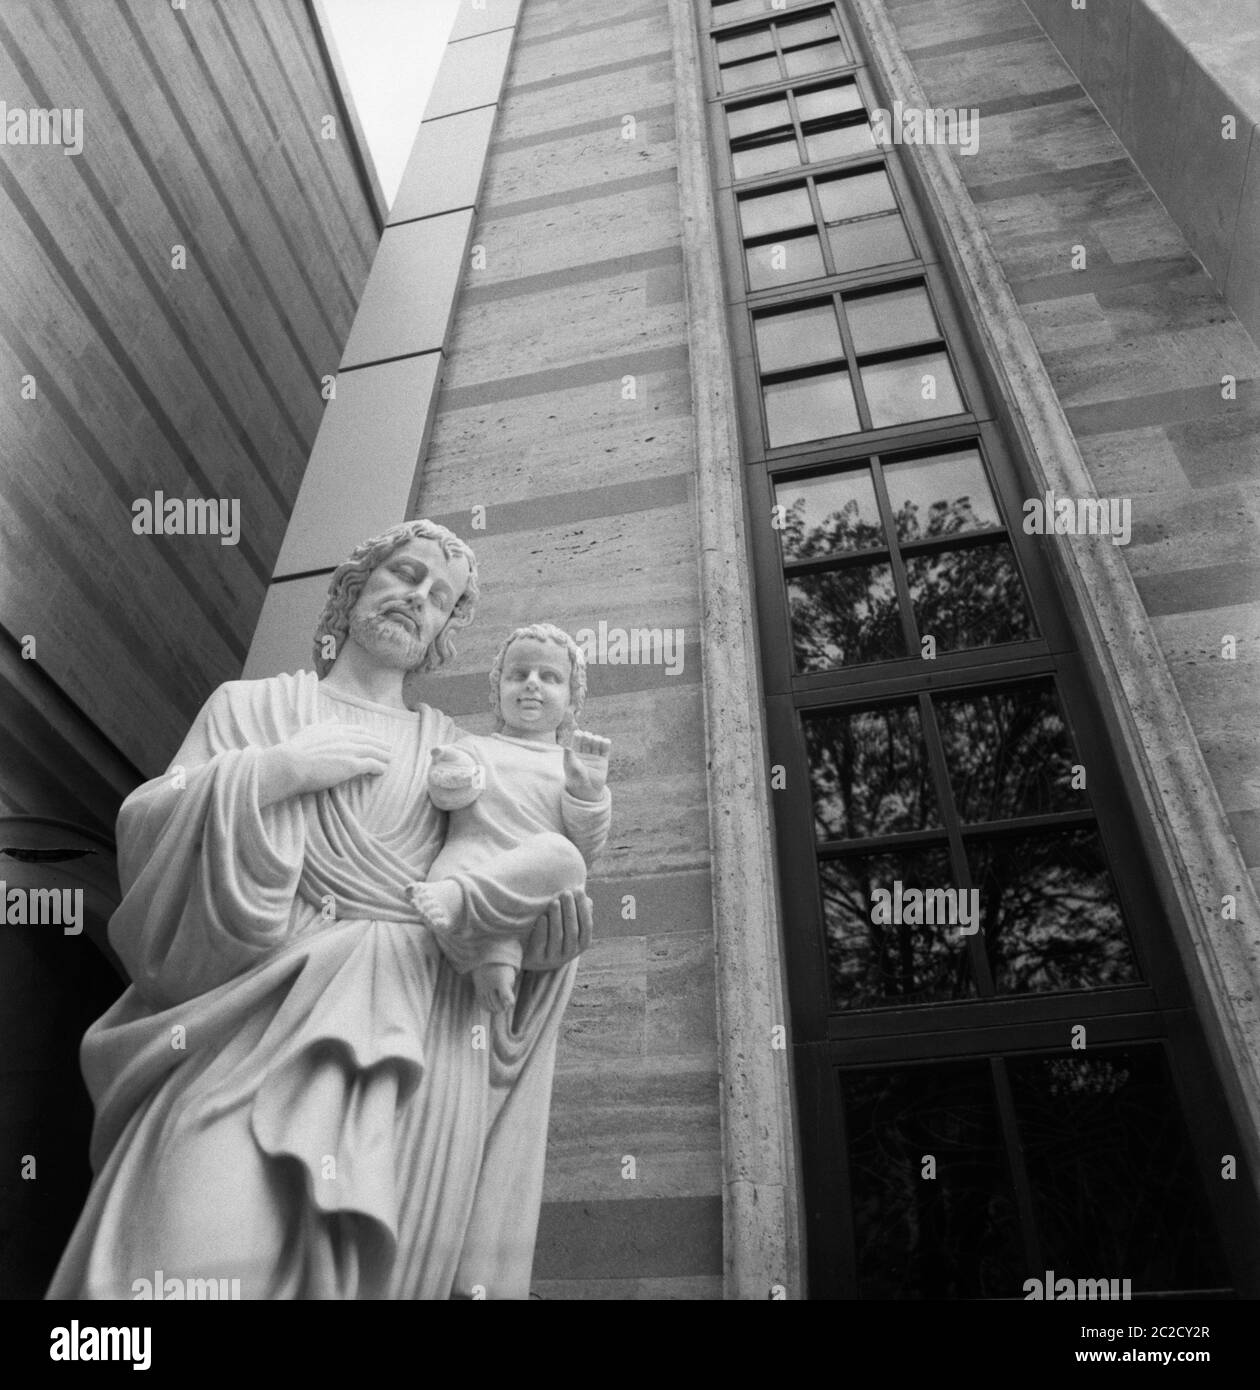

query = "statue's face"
[
  {"left": 498, "top": 636, "right": 573, "bottom": 741},
  {"left": 348, "top": 537, "right": 471, "bottom": 671}
]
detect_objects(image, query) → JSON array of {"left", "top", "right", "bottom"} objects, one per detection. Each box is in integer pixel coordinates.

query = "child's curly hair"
[{"left": 488, "top": 622, "right": 587, "bottom": 741}]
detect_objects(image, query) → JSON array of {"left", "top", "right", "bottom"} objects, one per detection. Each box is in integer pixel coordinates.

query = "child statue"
[{"left": 407, "top": 622, "right": 612, "bottom": 1014}]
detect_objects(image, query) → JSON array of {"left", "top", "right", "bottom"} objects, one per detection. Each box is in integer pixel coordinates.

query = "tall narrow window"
[
  {"left": 701, "top": 0, "right": 1260, "bottom": 1298},
  {"left": 715, "top": 8, "right": 850, "bottom": 93}
]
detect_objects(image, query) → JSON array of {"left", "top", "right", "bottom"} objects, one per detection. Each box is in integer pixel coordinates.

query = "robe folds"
[{"left": 46, "top": 671, "right": 577, "bottom": 1301}]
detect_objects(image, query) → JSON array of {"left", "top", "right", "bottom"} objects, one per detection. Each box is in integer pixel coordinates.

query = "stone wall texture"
[
  {"left": 415, "top": 0, "right": 724, "bottom": 1299},
  {"left": 885, "top": 0, "right": 1260, "bottom": 903}
]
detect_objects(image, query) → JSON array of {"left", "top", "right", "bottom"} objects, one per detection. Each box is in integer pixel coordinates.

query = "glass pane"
[
  {"left": 746, "top": 231, "right": 826, "bottom": 289},
  {"left": 861, "top": 351, "right": 964, "bottom": 427},
  {"left": 737, "top": 184, "right": 813, "bottom": 238},
  {"left": 727, "top": 96, "right": 791, "bottom": 139},
  {"left": 847, "top": 285, "right": 939, "bottom": 355},
  {"left": 805, "top": 121, "right": 877, "bottom": 163},
  {"left": 968, "top": 828, "right": 1138, "bottom": 992},
  {"left": 1008, "top": 1048, "right": 1231, "bottom": 1292},
  {"left": 820, "top": 847, "right": 974, "bottom": 1010},
  {"left": 732, "top": 137, "right": 802, "bottom": 179},
  {"left": 827, "top": 214, "right": 914, "bottom": 272},
  {"left": 803, "top": 704, "right": 939, "bottom": 840},
  {"left": 842, "top": 1062, "right": 1024, "bottom": 1299},
  {"left": 788, "top": 564, "right": 903, "bottom": 671},
  {"left": 764, "top": 370, "right": 859, "bottom": 447},
  {"left": 777, "top": 13, "right": 839, "bottom": 45},
  {"left": 713, "top": 0, "right": 774, "bottom": 23},
  {"left": 904, "top": 541, "right": 1035, "bottom": 651},
  {"left": 884, "top": 448, "right": 1000, "bottom": 542},
  {"left": 934, "top": 684, "right": 1082, "bottom": 823},
  {"left": 716, "top": 29, "right": 775, "bottom": 63},
  {"left": 755, "top": 303, "right": 843, "bottom": 373},
  {"left": 817, "top": 167, "right": 897, "bottom": 223},
  {"left": 783, "top": 40, "right": 848, "bottom": 76},
  {"left": 721, "top": 55, "right": 782, "bottom": 92},
  {"left": 796, "top": 81, "right": 864, "bottom": 123},
  {"left": 775, "top": 468, "right": 884, "bottom": 559}
]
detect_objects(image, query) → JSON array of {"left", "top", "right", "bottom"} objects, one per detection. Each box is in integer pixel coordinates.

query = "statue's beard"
[{"left": 348, "top": 608, "right": 428, "bottom": 671}]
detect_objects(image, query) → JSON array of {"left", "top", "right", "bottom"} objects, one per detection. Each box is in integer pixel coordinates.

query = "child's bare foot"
[
  {"left": 405, "top": 878, "right": 463, "bottom": 934},
  {"left": 474, "top": 963, "right": 518, "bottom": 1015}
]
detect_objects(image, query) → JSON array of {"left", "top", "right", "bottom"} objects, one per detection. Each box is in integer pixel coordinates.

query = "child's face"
[{"left": 498, "top": 636, "right": 573, "bottom": 741}]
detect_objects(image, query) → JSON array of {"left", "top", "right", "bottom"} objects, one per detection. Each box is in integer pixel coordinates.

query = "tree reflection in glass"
[
  {"left": 778, "top": 477, "right": 903, "bottom": 669},
  {"left": 842, "top": 1062, "right": 1024, "bottom": 1299},
  {"left": 776, "top": 471, "right": 884, "bottom": 559},
  {"left": 968, "top": 829, "right": 1139, "bottom": 993},
  {"left": 905, "top": 541, "right": 1035, "bottom": 651},
  {"left": 884, "top": 448, "right": 999, "bottom": 541},
  {"left": 820, "top": 847, "right": 973, "bottom": 1009},
  {"left": 934, "top": 683, "right": 1083, "bottom": 823},
  {"left": 1008, "top": 1048, "right": 1231, "bottom": 1290},
  {"left": 803, "top": 703, "right": 939, "bottom": 840},
  {"left": 788, "top": 567, "right": 903, "bottom": 670}
]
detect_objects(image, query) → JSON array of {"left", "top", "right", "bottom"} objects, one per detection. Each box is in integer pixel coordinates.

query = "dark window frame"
[
  {"left": 713, "top": 5, "right": 854, "bottom": 96},
  {"left": 697, "top": 0, "right": 1260, "bottom": 1298},
  {"left": 711, "top": 0, "right": 834, "bottom": 32}
]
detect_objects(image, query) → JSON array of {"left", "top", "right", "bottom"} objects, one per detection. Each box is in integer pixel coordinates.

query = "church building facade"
[{"left": 4, "top": 0, "right": 1260, "bottom": 1298}]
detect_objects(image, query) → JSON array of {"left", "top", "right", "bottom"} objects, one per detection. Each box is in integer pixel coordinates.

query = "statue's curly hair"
[
  {"left": 313, "top": 520, "right": 479, "bottom": 677},
  {"left": 488, "top": 622, "right": 587, "bottom": 741}
]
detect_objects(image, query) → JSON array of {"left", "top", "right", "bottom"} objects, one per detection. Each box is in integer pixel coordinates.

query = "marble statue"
[
  {"left": 47, "top": 520, "right": 594, "bottom": 1300},
  {"left": 408, "top": 623, "right": 612, "bottom": 1015}
]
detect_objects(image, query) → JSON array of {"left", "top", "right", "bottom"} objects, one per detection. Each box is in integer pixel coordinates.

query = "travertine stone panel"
[
  {"left": 900, "top": 0, "right": 1260, "bottom": 856},
  {"left": 495, "top": 56, "right": 676, "bottom": 143},
  {"left": 423, "top": 371, "right": 694, "bottom": 508},
  {"left": 406, "top": 0, "right": 722, "bottom": 1295},
  {"left": 544, "top": 1059, "right": 722, "bottom": 1199},
  {"left": 533, "top": 1195, "right": 722, "bottom": 1279},
  {"left": 1023, "top": 0, "right": 1260, "bottom": 341}
]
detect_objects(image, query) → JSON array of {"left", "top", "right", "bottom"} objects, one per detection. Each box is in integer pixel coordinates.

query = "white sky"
[{"left": 321, "top": 0, "right": 463, "bottom": 210}]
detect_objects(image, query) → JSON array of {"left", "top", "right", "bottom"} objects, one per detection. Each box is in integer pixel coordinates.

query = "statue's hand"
[
  {"left": 521, "top": 889, "right": 593, "bottom": 972},
  {"left": 259, "top": 722, "right": 393, "bottom": 805},
  {"left": 427, "top": 745, "right": 484, "bottom": 810},
  {"left": 563, "top": 730, "right": 611, "bottom": 802}
]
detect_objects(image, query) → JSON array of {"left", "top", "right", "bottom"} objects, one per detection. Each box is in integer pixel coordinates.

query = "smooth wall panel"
[
  {"left": 275, "top": 354, "right": 443, "bottom": 577},
  {"left": 450, "top": 0, "right": 523, "bottom": 43},
  {"left": 339, "top": 210, "right": 476, "bottom": 369},
  {"left": 424, "top": 27, "right": 516, "bottom": 120},
  {"left": 389, "top": 106, "right": 498, "bottom": 224},
  {"left": 244, "top": 573, "right": 333, "bottom": 680}
]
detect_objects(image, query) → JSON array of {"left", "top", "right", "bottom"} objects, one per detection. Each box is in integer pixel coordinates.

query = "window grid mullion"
[
  {"left": 803, "top": 175, "right": 836, "bottom": 277},
  {"left": 783, "top": 546, "right": 894, "bottom": 577},
  {"left": 829, "top": 288, "right": 872, "bottom": 431},
  {"left": 784, "top": 88, "right": 809, "bottom": 168},
  {"left": 989, "top": 1056, "right": 1046, "bottom": 1275},
  {"left": 897, "top": 526, "right": 1010, "bottom": 559},
  {"left": 916, "top": 688, "right": 996, "bottom": 997},
  {"left": 768, "top": 17, "right": 787, "bottom": 74},
  {"left": 867, "top": 453, "right": 919, "bottom": 655}
]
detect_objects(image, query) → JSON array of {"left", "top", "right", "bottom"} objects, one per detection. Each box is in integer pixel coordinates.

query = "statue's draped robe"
[{"left": 46, "top": 672, "right": 576, "bottom": 1300}]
